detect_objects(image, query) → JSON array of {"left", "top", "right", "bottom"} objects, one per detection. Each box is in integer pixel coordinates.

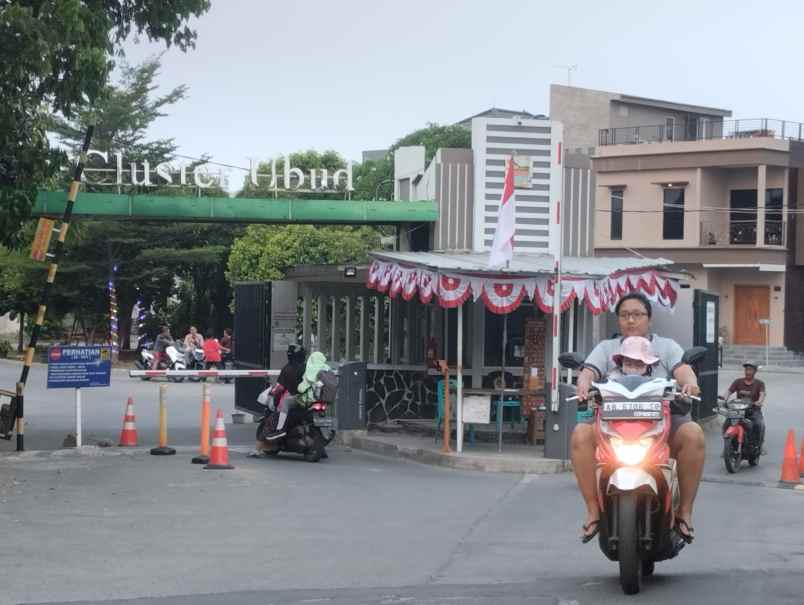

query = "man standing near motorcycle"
[
  {"left": 722, "top": 362, "right": 766, "bottom": 450},
  {"left": 152, "top": 326, "right": 174, "bottom": 370},
  {"left": 572, "top": 293, "right": 704, "bottom": 545}
]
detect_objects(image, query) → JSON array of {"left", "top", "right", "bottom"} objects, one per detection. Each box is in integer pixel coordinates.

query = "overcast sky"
[{"left": 121, "top": 0, "right": 802, "bottom": 180}]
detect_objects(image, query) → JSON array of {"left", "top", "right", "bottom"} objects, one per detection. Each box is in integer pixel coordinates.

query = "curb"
[
  {"left": 701, "top": 473, "right": 804, "bottom": 493},
  {"left": 342, "top": 434, "right": 568, "bottom": 475}
]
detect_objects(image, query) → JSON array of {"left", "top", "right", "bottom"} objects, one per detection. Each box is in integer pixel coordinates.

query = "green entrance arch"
[{"left": 33, "top": 191, "right": 437, "bottom": 225}]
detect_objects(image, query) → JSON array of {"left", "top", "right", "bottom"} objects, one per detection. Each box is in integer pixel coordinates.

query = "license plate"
[
  {"left": 601, "top": 401, "right": 662, "bottom": 420},
  {"left": 314, "top": 417, "right": 334, "bottom": 428},
  {"left": 726, "top": 410, "right": 744, "bottom": 419}
]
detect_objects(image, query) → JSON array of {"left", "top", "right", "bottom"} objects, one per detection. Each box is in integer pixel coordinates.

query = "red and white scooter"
[{"left": 561, "top": 347, "right": 705, "bottom": 595}]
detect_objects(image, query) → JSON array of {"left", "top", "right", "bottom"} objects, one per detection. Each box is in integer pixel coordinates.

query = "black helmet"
[{"left": 287, "top": 344, "right": 306, "bottom": 364}]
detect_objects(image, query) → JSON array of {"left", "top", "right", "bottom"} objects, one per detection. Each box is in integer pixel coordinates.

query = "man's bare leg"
[
  {"left": 671, "top": 422, "right": 706, "bottom": 539},
  {"left": 571, "top": 423, "right": 599, "bottom": 536}
]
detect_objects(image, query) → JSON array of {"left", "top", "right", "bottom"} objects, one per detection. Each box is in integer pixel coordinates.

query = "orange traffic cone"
[
  {"left": 118, "top": 397, "right": 138, "bottom": 447},
  {"left": 799, "top": 434, "right": 804, "bottom": 478},
  {"left": 204, "top": 408, "right": 233, "bottom": 470},
  {"left": 780, "top": 429, "right": 800, "bottom": 485}
]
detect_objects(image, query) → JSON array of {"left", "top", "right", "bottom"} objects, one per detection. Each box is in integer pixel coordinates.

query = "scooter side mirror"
[
  {"left": 559, "top": 352, "right": 585, "bottom": 370},
  {"left": 682, "top": 346, "right": 707, "bottom": 365}
]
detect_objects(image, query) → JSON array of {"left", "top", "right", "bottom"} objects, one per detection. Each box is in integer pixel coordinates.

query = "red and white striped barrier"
[{"left": 129, "top": 369, "right": 280, "bottom": 379}]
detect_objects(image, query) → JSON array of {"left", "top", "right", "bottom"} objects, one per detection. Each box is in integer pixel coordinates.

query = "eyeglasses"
[{"left": 618, "top": 311, "right": 648, "bottom": 321}]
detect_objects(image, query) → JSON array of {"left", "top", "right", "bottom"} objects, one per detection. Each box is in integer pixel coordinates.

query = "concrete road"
[{"left": 1, "top": 445, "right": 803, "bottom": 605}]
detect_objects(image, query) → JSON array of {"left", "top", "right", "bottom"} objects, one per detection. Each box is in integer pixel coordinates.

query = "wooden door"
[{"left": 734, "top": 286, "right": 770, "bottom": 345}]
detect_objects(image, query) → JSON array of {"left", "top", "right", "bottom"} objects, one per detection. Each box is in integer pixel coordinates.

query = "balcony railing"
[
  {"left": 599, "top": 119, "right": 804, "bottom": 146},
  {"left": 700, "top": 220, "right": 786, "bottom": 247}
]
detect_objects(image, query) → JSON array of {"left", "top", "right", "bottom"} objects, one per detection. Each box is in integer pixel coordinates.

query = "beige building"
[{"left": 592, "top": 120, "right": 804, "bottom": 349}]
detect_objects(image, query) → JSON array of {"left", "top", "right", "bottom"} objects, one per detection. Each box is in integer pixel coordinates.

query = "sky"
[{"left": 120, "top": 0, "right": 804, "bottom": 187}]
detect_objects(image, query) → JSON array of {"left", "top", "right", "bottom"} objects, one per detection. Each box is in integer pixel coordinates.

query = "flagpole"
[
  {"left": 488, "top": 156, "right": 516, "bottom": 448},
  {"left": 499, "top": 304, "right": 507, "bottom": 454},
  {"left": 550, "top": 153, "right": 563, "bottom": 413}
]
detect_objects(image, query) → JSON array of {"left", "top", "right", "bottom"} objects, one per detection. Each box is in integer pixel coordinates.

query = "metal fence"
[
  {"left": 699, "top": 220, "right": 785, "bottom": 247},
  {"left": 599, "top": 119, "right": 804, "bottom": 146}
]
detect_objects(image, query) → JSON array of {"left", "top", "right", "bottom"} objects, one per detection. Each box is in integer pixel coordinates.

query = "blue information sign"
[{"left": 47, "top": 346, "right": 112, "bottom": 389}]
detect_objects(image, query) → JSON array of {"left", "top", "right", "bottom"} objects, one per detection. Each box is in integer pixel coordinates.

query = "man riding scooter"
[
  {"left": 261, "top": 345, "right": 307, "bottom": 441},
  {"left": 721, "top": 362, "right": 766, "bottom": 452}
]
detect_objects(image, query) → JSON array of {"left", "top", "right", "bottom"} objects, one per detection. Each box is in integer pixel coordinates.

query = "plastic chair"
[{"left": 493, "top": 396, "right": 522, "bottom": 434}]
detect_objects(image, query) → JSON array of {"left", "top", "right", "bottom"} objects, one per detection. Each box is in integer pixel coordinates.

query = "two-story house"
[{"left": 592, "top": 119, "right": 804, "bottom": 352}]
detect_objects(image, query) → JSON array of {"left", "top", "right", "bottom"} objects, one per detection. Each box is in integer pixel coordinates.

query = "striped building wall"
[
  {"left": 561, "top": 152, "right": 597, "bottom": 356},
  {"left": 471, "top": 117, "right": 563, "bottom": 255},
  {"left": 562, "top": 152, "right": 595, "bottom": 257},
  {"left": 432, "top": 149, "right": 474, "bottom": 251}
]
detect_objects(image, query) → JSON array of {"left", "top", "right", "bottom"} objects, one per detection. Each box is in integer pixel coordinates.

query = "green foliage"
[
  {"left": 0, "top": 242, "right": 44, "bottom": 318},
  {"left": 227, "top": 225, "right": 380, "bottom": 284},
  {"left": 0, "top": 339, "right": 12, "bottom": 359},
  {"left": 352, "top": 157, "right": 393, "bottom": 201},
  {"left": 391, "top": 123, "right": 471, "bottom": 162},
  {"left": 0, "top": 0, "right": 211, "bottom": 245},
  {"left": 237, "top": 149, "right": 350, "bottom": 199},
  {"left": 50, "top": 56, "right": 188, "bottom": 174}
]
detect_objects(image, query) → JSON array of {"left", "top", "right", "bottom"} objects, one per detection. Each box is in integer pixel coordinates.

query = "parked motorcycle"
[
  {"left": 134, "top": 338, "right": 155, "bottom": 381},
  {"left": 162, "top": 342, "right": 188, "bottom": 383},
  {"left": 717, "top": 396, "right": 761, "bottom": 473},
  {"left": 186, "top": 347, "right": 205, "bottom": 382},
  {"left": 560, "top": 346, "right": 706, "bottom": 595}
]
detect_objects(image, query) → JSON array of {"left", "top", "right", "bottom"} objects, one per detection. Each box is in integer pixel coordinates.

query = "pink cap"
[{"left": 612, "top": 336, "right": 659, "bottom": 366}]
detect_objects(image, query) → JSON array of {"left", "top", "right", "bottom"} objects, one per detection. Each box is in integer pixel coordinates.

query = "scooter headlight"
[{"left": 610, "top": 436, "right": 655, "bottom": 466}]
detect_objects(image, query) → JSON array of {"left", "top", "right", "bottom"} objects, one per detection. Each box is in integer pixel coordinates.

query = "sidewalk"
[{"left": 340, "top": 430, "right": 567, "bottom": 474}]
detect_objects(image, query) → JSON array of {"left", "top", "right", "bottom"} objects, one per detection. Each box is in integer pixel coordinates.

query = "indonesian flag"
[{"left": 488, "top": 156, "right": 515, "bottom": 268}]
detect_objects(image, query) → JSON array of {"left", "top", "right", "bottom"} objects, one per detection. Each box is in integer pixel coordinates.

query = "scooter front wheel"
[
  {"left": 724, "top": 438, "right": 740, "bottom": 474},
  {"left": 617, "top": 492, "right": 642, "bottom": 595}
]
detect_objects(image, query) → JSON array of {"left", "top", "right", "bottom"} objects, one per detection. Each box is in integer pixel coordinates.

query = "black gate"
[
  {"left": 234, "top": 282, "right": 272, "bottom": 416},
  {"left": 692, "top": 290, "right": 719, "bottom": 421}
]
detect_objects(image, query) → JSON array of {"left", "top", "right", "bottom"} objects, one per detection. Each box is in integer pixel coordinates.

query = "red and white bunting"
[
  {"left": 438, "top": 274, "right": 472, "bottom": 308},
  {"left": 366, "top": 260, "right": 679, "bottom": 316},
  {"left": 481, "top": 282, "right": 528, "bottom": 315}
]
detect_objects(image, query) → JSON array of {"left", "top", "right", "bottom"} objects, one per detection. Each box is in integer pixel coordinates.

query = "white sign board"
[
  {"left": 706, "top": 301, "right": 716, "bottom": 344},
  {"left": 463, "top": 395, "right": 491, "bottom": 424}
]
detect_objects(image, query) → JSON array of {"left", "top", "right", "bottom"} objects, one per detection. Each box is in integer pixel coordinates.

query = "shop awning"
[{"left": 366, "top": 251, "right": 678, "bottom": 315}]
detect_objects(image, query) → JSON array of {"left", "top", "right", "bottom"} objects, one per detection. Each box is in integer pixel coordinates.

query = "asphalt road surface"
[{"left": 1, "top": 361, "right": 803, "bottom": 604}]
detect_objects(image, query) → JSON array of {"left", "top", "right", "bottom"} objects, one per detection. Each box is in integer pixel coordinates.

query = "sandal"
[
  {"left": 581, "top": 519, "right": 600, "bottom": 544},
  {"left": 674, "top": 517, "right": 695, "bottom": 544}
]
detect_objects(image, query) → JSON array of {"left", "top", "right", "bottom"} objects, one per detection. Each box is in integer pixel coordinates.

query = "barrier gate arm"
[{"left": 0, "top": 127, "right": 94, "bottom": 451}]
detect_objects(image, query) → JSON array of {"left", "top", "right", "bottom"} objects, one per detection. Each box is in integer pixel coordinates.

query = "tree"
[
  {"left": 227, "top": 225, "right": 380, "bottom": 284},
  {"left": 50, "top": 56, "right": 187, "bottom": 175},
  {"left": 392, "top": 123, "right": 471, "bottom": 163},
  {"left": 237, "top": 149, "right": 351, "bottom": 200},
  {"left": 4, "top": 56, "right": 237, "bottom": 348},
  {"left": 0, "top": 0, "right": 211, "bottom": 245},
  {"left": 352, "top": 124, "right": 471, "bottom": 202}
]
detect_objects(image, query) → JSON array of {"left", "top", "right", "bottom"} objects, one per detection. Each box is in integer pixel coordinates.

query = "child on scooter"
[{"left": 609, "top": 336, "right": 660, "bottom": 379}]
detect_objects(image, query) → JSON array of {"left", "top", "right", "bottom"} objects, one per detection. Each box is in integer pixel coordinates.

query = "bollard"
[
  {"left": 439, "top": 360, "right": 451, "bottom": 454},
  {"left": 192, "top": 383, "right": 211, "bottom": 464},
  {"left": 150, "top": 385, "right": 176, "bottom": 456}
]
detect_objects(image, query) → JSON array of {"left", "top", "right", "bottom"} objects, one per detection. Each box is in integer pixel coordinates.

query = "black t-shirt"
[
  {"left": 728, "top": 378, "right": 765, "bottom": 403},
  {"left": 277, "top": 363, "right": 303, "bottom": 395}
]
